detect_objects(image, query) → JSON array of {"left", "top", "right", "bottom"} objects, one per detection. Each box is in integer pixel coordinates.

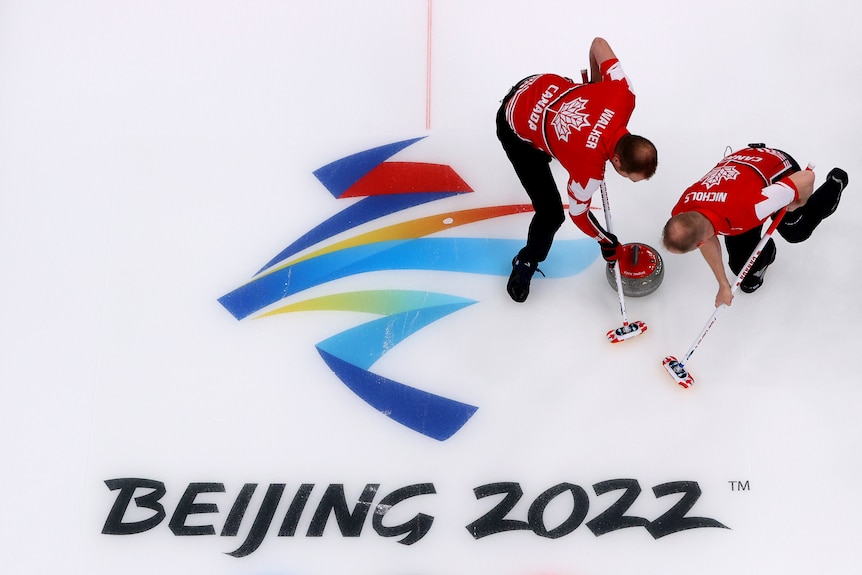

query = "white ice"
[{"left": 1, "top": 1, "right": 860, "bottom": 574}]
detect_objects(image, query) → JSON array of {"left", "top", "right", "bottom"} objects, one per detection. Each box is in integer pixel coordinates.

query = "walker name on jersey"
[
  {"left": 101, "top": 477, "right": 729, "bottom": 557},
  {"left": 585, "top": 107, "right": 615, "bottom": 149},
  {"left": 527, "top": 84, "right": 560, "bottom": 131}
]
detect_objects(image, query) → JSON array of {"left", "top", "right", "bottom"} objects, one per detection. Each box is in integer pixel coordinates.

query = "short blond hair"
[{"left": 662, "top": 212, "right": 710, "bottom": 253}]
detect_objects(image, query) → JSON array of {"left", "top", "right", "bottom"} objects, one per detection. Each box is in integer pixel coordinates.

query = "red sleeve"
[
  {"left": 569, "top": 209, "right": 613, "bottom": 243},
  {"left": 600, "top": 58, "right": 620, "bottom": 78},
  {"left": 567, "top": 178, "right": 613, "bottom": 242},
  {"left": 778, "top": 174, "right": 800, "bottom": 201}
]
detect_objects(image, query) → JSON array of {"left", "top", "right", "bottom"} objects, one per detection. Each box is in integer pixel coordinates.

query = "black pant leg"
[
  {"left": 496, "top": 102, "right": 565, "bottom": 263},
  {"left": 777, "top": 173, "right": 845, "bottom": 243},
  {"left": 725, "top": 225, "right": 775, "bottom": 276}
]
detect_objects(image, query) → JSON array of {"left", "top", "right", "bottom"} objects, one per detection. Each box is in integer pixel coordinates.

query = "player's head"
[
  {"left": 662, "top": 211, "right": 711, "bottom": 254},
  {"left": 612, "top": 134, "right": 657, "bottom": 181}
]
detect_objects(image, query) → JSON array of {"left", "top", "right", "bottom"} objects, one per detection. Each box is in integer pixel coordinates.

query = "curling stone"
[{"left": 606, "top": 242, "right": 664, "bottom": 297}]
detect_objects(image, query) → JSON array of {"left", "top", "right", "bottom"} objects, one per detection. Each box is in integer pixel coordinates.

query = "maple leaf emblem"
[
  {"left": 701, "top": 165, "right": 740, "bottom": 190},
  {"left": 550, "top": 97, "right": 591, "bottom": 142}
]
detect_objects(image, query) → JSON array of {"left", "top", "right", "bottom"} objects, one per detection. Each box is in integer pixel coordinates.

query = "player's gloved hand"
[{"left": 599, "top": 233, "right": 620, "bottom": 262}]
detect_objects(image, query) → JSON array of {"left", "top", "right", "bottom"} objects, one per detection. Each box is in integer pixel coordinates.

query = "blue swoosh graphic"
[
  {"left": 256, "top": 193, "right": 461, "bottom": 274},
  {"left": 313, "top": 295, "right": 479, "bottom": 441},
  {"left": 313, "top": 137, "right": 425, "bottom": 198},
  {"left": 317, "top": 349, "right": 478, "bottom": 441},
  {"left": 220, "top": 137, "right": 599, "bottom": 441},
  {"left": 220, "top": 237, "right": 597, "bottom": 320}
]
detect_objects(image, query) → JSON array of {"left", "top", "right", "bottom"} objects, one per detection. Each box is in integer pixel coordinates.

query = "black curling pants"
[
  {"left": 726, "top": 156, "right": 842, "bottom": 276},
  {"left": 496, "top": 84, "right": 566, "bottom": 264}
]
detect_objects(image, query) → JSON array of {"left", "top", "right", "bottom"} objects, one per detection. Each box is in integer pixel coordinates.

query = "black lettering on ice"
[
  {"left": 102, "top": 480, "right": 438, "bottom": 557},
  {"left": 221, "top": 483, "right": 257, "bottom": 537},
  {"left": 466, "top": 482, "right": 531, "bottom": 538},
  {"left": 307, "top": 484, "right": 379, "bottom": 537},
  {"left": 102, "top": 478, "right": 167, "bottom": 535},
  {"left": 372, "top": 483, "right": 437, "bottom": 545},
  {"left": 169, "top": 483, "right": 225, "bottom": 536},
  {"left": 467, "top": 482, "right": 590, "bottom": 539},
  {"left": 645, "top": 481, "right": 730, "bottom": 539},
  {"left": 466, "top": 480, "right": 728, "bottom": 541},
  {"left": 277, "top": 483, "right": 314, "bottom": 536},
  {"left": 227, "top": 484, "right": 286, "bottom": 558},
  {"left": 527, "top": 483, "right": 589, "bottom": 538},
  {"left": 231, "top": 483, "right": 436, "bottom": 557},
  {"left": 586, "top": 479, "right": 650, "bottom": 536},
  {"left": 102, "top": 478, "right": 729, "bottom": 553}
]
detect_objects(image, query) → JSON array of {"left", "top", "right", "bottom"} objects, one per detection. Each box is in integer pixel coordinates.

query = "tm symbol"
[{"left": 728, "top": 480, "right": 750, "bottom": 492}]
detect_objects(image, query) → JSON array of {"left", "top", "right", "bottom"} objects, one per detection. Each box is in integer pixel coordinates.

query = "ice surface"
[{"left": 1, "top": 1, "right": 860, "bottom": 574}]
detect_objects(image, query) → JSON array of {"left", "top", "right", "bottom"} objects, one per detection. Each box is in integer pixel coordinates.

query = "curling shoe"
[
  {"left": 817, "top": 167, "right": 848, "bottom": 220},
  {"left": 780, "top": 167, "right": 849, "bottom": 236},
  {"left": 507, "top": 256, "right": 543, "bottom": 302}
]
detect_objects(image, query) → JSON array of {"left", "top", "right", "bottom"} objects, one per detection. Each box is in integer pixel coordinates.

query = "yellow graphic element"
[{"left": 260, "top": 205, "right": 531, "bottom": 278}]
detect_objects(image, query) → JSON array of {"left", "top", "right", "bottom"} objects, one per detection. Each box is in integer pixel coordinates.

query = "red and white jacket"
[
  {"left": 504, "top": 58, "right": 635, "bottom": 241},
  {"left": 672, "top": 147, "right": 799, "bottom": 235}
]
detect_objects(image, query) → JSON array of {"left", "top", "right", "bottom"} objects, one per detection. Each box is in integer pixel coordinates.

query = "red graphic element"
[
  {"left": 339, "top": 162, "right": 474, "bottom": 198},
  {"left": 617, "top": 243, "right": 660, "bottom": 279}
]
